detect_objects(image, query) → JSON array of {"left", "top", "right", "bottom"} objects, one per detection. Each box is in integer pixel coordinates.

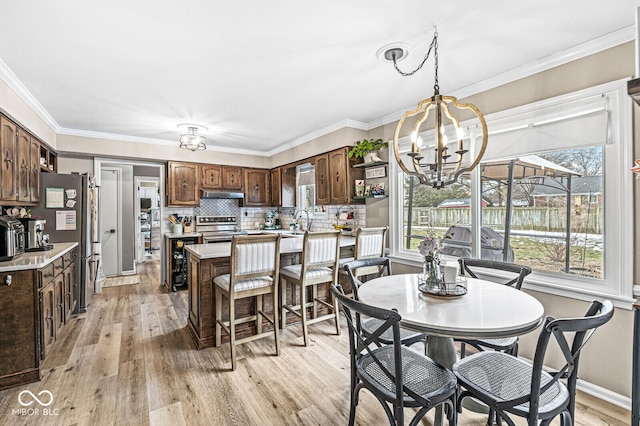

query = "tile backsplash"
[{"left": 163, "top": 199, "right": 366, "bottom": 233}]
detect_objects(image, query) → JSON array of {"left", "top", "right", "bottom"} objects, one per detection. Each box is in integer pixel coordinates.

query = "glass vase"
[{"left": 423, "top": 257, "right": 442, "bottom": 290}]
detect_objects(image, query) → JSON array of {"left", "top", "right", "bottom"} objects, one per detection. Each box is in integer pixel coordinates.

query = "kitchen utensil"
[{"left": 169, "top": 215, "right": 177, "bottom": 224}]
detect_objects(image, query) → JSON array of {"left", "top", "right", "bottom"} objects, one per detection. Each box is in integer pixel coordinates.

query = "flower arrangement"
[
  {"left": 632, "top": 159, "right": 640, "bottom": 179},
  {"left": 418, "top": 224, "right": 448, "bottom": 287}
]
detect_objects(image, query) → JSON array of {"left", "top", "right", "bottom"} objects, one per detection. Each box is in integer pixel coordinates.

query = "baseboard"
[{"left": 577, "top": 379, "right": 631, "bottom": 411}]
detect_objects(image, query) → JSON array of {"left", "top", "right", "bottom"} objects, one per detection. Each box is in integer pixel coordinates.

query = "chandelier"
[
  {"left": 385, "top": 29, "right": 488, "bottom": 188},
  {"left": 178, "top": 124, "right": 207, "bottom": 151}
]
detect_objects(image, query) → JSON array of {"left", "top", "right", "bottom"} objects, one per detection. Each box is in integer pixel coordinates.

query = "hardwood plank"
[
  {"left": 91, "top": 323, "right": 122, "bottom": 378},
  {"left": 149, "top": 401, "right": 186, "bottom": 426},
  {"left": 115, "top": 359, "right": 149, "bottom": 425}
]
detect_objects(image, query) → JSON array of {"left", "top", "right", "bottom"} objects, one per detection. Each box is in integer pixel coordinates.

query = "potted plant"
[{"left": 347, "top": 138, "right": 388, "bottom": 163}]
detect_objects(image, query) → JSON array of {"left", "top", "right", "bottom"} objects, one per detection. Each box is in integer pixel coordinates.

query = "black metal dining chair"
[
  {"left": 453, "top": 299, "right": 614, "bottom": 426},
  {"left": 330, "top": 284, "right": 457, "bottom": 426},
  {"left": 456, "top": 258, "right": 533, "bottom": 357},
  {"left": 343, "top": 258, "right": 427, "bottom": 352}
]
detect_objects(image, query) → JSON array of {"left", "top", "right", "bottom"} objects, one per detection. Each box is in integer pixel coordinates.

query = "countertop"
[
  {"left": 0, "top": 242, "right": 79, "bottom": 272},
  {"left": 165, "top": 232, "right": 202, "bottom": 239},
  {"left": 185, "top": 235, "right": 356, "bottom": 260}
]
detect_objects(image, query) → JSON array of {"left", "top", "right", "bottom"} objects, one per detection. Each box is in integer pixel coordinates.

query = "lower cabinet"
[{"left": 38, "top": 247, "right": 78, "bottom": 360}]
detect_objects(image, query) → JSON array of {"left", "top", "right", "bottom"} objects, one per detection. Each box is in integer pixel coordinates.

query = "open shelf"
[{"left": 352, "top": 160, "right": 388, "bottom": 168}]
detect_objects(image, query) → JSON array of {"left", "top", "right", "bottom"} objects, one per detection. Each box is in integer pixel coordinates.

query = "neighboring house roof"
[{"left": 530, "top": 175, "right": 602, "bottom": 197}]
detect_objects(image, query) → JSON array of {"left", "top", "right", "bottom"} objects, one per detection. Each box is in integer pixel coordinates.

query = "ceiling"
[{"left": 0, "top": 1, "right": 637, "bottom": 155}]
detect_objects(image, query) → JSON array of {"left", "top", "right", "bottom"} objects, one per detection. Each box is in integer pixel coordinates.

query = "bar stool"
[
  {"left": 338, "top": 226, "right": 388, "bottom": 294},
  {"left": 214, "top": 234, "right": 282, "bottom": 371},
  {"left": 280, "top": 230, "right": 341, "bottom": 346}
]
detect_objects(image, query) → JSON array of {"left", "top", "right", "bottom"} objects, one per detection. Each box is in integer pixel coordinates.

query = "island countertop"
[
  {"left": 185, "top": 235, "right": 356, "bottom": 259},
  {"left": 0, "top": 242, "right": 79, "bottom": 272}
]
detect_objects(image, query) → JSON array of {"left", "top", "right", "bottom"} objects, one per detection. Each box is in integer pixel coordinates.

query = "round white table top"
[{"left": 357, "top": 274, "right": 544, "bottom": 339}]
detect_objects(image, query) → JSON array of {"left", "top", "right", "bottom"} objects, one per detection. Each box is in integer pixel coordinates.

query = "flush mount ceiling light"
[
  {"left": 386, "top": 28, "right": 488, "bottom": 189},
  {"left": 177, "top": 123, "right": 207, "bottom": 151}
]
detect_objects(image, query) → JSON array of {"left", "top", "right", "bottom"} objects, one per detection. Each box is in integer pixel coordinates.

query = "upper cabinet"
[
  {"left": 270, "top": 167, "right": 282, "bottom": 207},
  {"left": 315, "top": 154, "right": 330, "bottom": 205},
  {"left": 0, "top": 113, "right": 50, "bottom": 205},
  {"left": 222, "top": 166, "right": 243, "bottom": 190},
  {"left": 200, "top": 165, "right": 243, "bottom": 191},
  {"left": 280, "top": 165, "right": 296, "bottom": 208},
  {"left": 314, "top": 147, "right": 363, "bottom": 205},
  {"left": 244, "top": 168, "right": 270, "bottom": 207},
  {"left": 167, "top": 161, "right": 200, "bottom": 207},
  {"left": 16, "top": 128, "right": 31, "bottom": 203},
  {"left": 200, "top": 164, "right": 222, "bottom": 189},
  {"left": 0, "top": 116, "right": 17, "bottom": 201}
]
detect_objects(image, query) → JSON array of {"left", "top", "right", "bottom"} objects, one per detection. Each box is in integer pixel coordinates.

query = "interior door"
[{"left": 101, "top": 168, "right": 121, "bottom": 276}]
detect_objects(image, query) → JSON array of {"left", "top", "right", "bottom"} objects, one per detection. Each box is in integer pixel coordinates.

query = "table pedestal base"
[{"left": 427, "top": 336, "right": 457, "bottom": 426}]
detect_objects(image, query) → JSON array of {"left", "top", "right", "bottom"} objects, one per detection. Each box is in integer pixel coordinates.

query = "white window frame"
[{"left": 389, "top": 79, "right": 634, "bottom": 307}]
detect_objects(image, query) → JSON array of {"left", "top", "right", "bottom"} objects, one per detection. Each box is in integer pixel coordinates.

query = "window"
[{"left": 390, "top": 79, "right": 633, "bottom": 302}]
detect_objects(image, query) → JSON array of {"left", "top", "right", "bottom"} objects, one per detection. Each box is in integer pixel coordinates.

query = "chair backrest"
[
  {"left": 502, "top": 299, "right": 614, "bottom": 421},
  {"left": 331, "top": 284, "right": 430, "bottom": 408},
  {"left": 301, "top": 230, "right": 340, "bottom": 266},
  {"left": 342, "top": 257, "right": 392, "bottom": 299},
  {"left": 229, "top": 234, "right": 281, "bottom": 293},
  {"left": 458, "top": 257, "right": 532, "bottom": 290},
  {"left": 355, "top": 226, "right": 388, "bottom": 259}
]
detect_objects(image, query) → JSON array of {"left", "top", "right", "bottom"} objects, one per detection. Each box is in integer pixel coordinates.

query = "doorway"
[
  {"left": 95, "top": 159, "right": 165, "bottom": 277},
  {"left": 135, "top": 177, "right": 160, "bottom": 263}
]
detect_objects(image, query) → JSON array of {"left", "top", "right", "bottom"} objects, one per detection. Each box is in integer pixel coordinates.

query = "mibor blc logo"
[{"left": 12, "top": 390, "right": 59, "bottom": 417}]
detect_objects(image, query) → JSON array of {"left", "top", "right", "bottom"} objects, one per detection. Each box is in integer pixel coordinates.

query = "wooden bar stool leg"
[
  {"left": 256, "top": 294, "right": 263, "bottom": 335},
  {"left": 273, "top": 284, "right": 280, "bottom": 356},
  {"left": 215, "top": 287, "right": 222, "bottom": 347},
  {"left": 280, "top": 278, "right": 287, "bottom": 329},
  {"left": 312, "top": 283, "right": 318, "bottom": 319},
  {"left": 229, "top": 297, "right": 237, "bottom": 371},
  {"left": 300, "top": 282, "right": 309, "bottom": 346}
]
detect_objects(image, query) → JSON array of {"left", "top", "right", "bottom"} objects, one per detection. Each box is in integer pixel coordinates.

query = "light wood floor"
[{"left": 0, "top": 260, "right": 630, "bottom": 425}]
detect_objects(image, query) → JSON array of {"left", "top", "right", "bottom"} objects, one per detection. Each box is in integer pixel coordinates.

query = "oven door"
[{"left": 202, "top": 235, "right": 233, "bottom": 244}]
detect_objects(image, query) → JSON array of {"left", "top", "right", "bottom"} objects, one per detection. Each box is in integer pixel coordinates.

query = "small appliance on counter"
[
  {"left": 19, "top": 217, "right": 53, "bottom": 252},
  {"left": 264, "top": 211, "right": 276, "bottom": 230},
  {"left": 0, "top": 215, "right": 26, "bottom": 261}
]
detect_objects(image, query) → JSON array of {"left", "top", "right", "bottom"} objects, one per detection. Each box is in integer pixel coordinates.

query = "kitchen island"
[
  {"left": 185, "top": 235, "right": 355, "bottom": 349},
  {"left": 0, "top": 242, "right": 78, "bottom": 390}
]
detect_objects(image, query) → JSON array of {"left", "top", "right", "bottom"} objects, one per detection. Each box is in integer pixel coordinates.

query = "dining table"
[{"left": 357, "top": 273, "right": 545, "bottom": 425}]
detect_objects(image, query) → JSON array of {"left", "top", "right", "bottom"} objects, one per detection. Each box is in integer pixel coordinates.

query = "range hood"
[{"left": 200, "top": 190, "right": 244, "bottom": 206}]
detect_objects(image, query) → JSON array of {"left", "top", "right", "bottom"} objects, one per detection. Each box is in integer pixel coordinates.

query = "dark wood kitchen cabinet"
[
  {"left": 0, "top": 269, "right": 39, "bottom": 391},
  {"left": 280, "top": 165, "right": 296, "bottom": 208},
  {"left": 29, "top": 137, "right": 40, "bottom": 202},
  {"left": 270, "top": 167, "right": 282, "bottom": 206},
  {"left": 314, "top": 147, "right": 364, "bottom": 205},
  {"left": 40, "top": 280, "right": 56, "bottom": 360},
  {"left": 315, "top": 153, "right": 330, "bottom": 204},
  {"left": 200, "top": 164, "right": 243, "bottom": 191},
  {"left": 222, "top": 166, "right": 243, "bottom": 190},
  {"left": 168, "top": 161, "right": 200, "bottom": 207},
  {"left": 0, "top": 116, "right": 17, "bottom": 202},
  {"left": 244, "top": 168, "right": 270, "bottom": 206},
  {"left": 16, "top": 128, "right": 31, "bottom": 203}
]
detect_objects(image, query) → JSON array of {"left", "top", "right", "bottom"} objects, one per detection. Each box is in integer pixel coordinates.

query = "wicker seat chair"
[
  {"left": 214, "top": 234, "right": 282, "bottom": 371},
  {"left": 280, "top": 230, "right": 341, "bottom": 346},
  {"left": 456, "top": 258, "right": 533, "bottom": 357},
  {"left": 331, "top": 284, "right": 457, "bottom": 426},
  {"left": 453, "top": 299, "right": 613, "bottom": 426},
  {"left": 343, "top": 258, "right": 426, "bottom": 352}
]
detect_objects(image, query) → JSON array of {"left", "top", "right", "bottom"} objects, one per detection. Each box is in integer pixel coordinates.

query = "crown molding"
[
  {"left": 57, "top": 127, "right": 272, "bottom": 156},
  {"left": 268, "top": 118, "right": 369, "bottom": 156},
  {"left": 368, "top": 25, "right": 635, "bottom": 130},
  {"left": 0, "top": 59, "right": 61, "bottom": 132}
]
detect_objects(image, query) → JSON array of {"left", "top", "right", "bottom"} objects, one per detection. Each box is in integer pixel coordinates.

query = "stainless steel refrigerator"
[{"left": 30, "top": 173, "right": 99, "bottom": 313}]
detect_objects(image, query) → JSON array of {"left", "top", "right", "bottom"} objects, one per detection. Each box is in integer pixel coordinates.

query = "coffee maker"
[{"left": 19, "top": 218, "right": 53, "bottom": 251}]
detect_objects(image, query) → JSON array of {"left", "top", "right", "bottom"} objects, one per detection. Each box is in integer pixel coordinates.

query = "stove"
[{"left": 195, "top": 215, "right": 248, "bottom": 243}]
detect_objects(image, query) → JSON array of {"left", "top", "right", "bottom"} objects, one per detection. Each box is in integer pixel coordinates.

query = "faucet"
[{"left": 293, "top": 209, "right": 311, "bottom": 231}]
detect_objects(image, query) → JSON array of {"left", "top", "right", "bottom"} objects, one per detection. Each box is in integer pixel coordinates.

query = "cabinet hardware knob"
[
  {"left": 4, "top": 151, "right": 13, "bottom": 170},
  {"left": 336, "top": 172, "right": 340, "bottom": 182},
  {"left": 182, "top": 180, "right": 187, "bottom": 189},
  {"left": 4, "top": 275, "right": 11, "bottom": 285},
  {"left": 210, "top": 173, "right": 214, "bottom": 182},
  {"left": 255, "top": 185, "right": 260, "bottom": 192},
  {"left": 230, "top": 175, "right": 235, "bottom": 183}
]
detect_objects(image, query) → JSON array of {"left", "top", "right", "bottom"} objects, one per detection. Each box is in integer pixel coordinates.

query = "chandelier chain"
[{"left": 392, "top": 29, "right": 439, "bottom": 92}]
